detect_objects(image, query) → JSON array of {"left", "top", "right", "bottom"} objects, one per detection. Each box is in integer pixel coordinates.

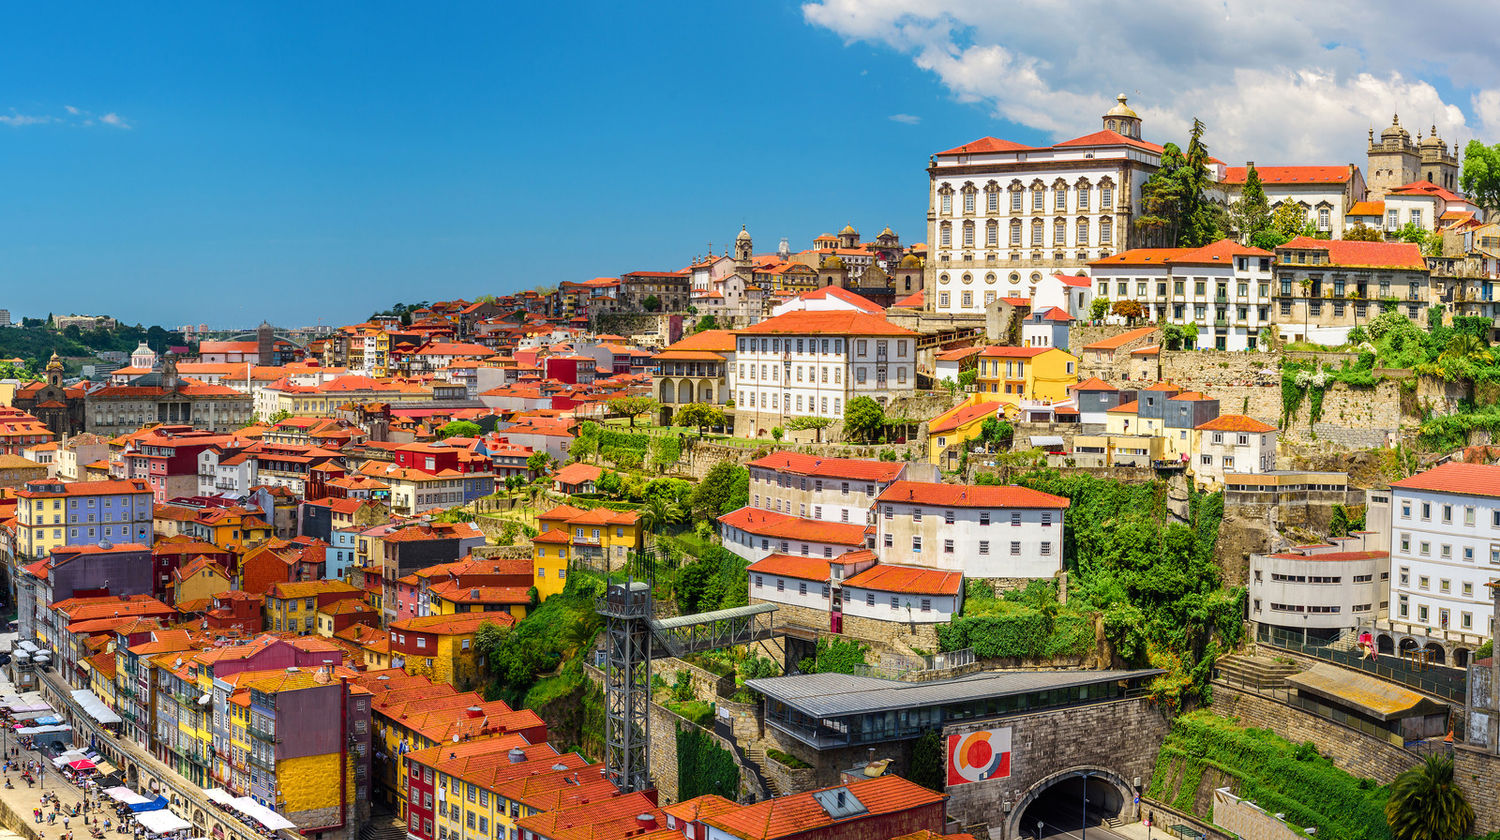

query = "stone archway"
[
  {"left": 678, "top": 380, "right": 693, "bottom": 403},
  {"left": 1377, "top": 634, "right": 1395, "bottom": 655},
  {"left": 659, "top": 379, "right": 674, "bottom": 402},
  {"left": 1008, "top": 766, "right": 1135, "bottom": 840},
  {"left": 1455, "top": 647, "right": 1470, "bottom": 668},
  {"left": 1423, "top": 642, "right": 1446, "bottom": 665},
  {"left": 1398, "top": 637, "right": 1420, "bottom": 655}
]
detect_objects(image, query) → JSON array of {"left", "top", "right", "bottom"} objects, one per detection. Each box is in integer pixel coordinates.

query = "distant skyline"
[{"left": 2, "top": 2, "right": 1494, "bottom": 327}]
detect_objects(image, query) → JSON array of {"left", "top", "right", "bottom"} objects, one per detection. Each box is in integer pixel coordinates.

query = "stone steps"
[
  {"left": 744, "top": 747, "right": 783, "bottom": 797},
  {"left": 1217, "top": 654, "right": 1299, "bottom": 689},
  {"left": 359, "top": 813, "right": 407, "bottom": 840}
]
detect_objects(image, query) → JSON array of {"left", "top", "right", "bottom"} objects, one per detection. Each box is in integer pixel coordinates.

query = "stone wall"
[
  {"left": 944, "top": 697, "right": 1169, "bottom": 839},
  {"left": 1211, "top": 789, "right": 1311, "bottom": 840},
  {"left": 1210, "top": 684, "right": 1415, "bottom": 782},
  {"left": 1452, "top": 745, "right": 1500, "bottom": 834},
  {"left": 655, "top": 656, "right": 734, "bottom": 701},
  {"left": 646, "top": 698, "right": 764, "bottom": 805}
]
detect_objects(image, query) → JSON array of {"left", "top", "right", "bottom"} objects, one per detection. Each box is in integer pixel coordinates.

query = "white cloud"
[
  {"left": 888, "top": 113, "right": 922, "bottom": 124},
  {"left": 0, "top": 111, "right": 55, "bottom": 127},
  {"left": 64, "top": 105, "right": 80, "bottom": 116},
  {"left": 802, "top": 0, "right": 1499, "bottom": 164},
  {"left": 99, "top": 112, "right": 131, "bottom": 129}
]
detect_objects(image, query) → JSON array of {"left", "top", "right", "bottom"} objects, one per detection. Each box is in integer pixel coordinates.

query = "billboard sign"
[{"left": 946, "top": 727, "right": 1012, "bottom": 786}]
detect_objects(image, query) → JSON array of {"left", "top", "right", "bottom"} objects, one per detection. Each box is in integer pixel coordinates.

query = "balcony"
[
  {"left": 247, "top": 724, "right": 278, "bottom": 743},
  {"left": 248, "top": 754, "right": 275, "bottom": 773},
  {"left": 1213, "top": 318, "right": 1229, "bottom": 328},
  {"left": 1214, "top": 294, "right": 1228, "bottom": 304}
]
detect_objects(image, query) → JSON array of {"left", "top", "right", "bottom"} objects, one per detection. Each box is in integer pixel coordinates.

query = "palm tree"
[
  {"left": 640, "top": 497, "right": 685, "bottom": 546},
  {"left": 1385, "top": 754, "right": 1474, "bottom": 840}
]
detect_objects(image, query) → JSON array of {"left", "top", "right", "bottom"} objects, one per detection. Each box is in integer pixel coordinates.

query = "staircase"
[
  {"left": 1216, "top": 653, "right": 1299, "bottom": 690},
  {"left": 1326, "top": 629, "right": 1361, "bottom": 653},
  {"left": 1104, "top": 816, "right": 1125, "bottom": 829},
  {"left": 359, "top": 813, "right": 408, "bottom": 840},
  {"left": 744, "top": 746, "right": 783, "bottom": 796}
]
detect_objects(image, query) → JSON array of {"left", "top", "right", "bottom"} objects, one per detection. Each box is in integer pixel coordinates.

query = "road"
[{"left": 1022, "top": 797, "right": 1130, "bottom": 840}]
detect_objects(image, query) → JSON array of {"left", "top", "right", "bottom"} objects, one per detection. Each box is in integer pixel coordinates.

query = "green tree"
[
  {"left": 1183, "top": 321, "right": 1200, "bottom": 350},
  {"left": 939, "top": 377, "right": 959, "bottom": 396},
  {"left": 1136, "top": 142, "right": 1186, "bottom": 246},
  {"left": 1230, "top": 163, "right": 1272, "bottom": 245},
  {"left": 1385, "top": 754, "right": 1473, "bottom": 840},
  {"left": 842, "top": 396, "right": 885, "bottom": 443},
  {"left": 1090, "top": 296, "right": 1110, "bottom": 322},
  {"left": 908, "top": 730, "right": 945, "bottom": 792},
  {"left": 610, "top": 395, "right": 660, "bottom": 428},
  {"left": 437, "top": 420, "right": 482, "bottom": 439},
  {"left": 642, "top": 295, "right": 661, "bottom": 312},
  {"left": 693, "top": 314, "right": 720, "bottom": 333},
  {"left": 1268, "top": 202, "right": 1310, "bottom": 242},
  {"left": 1461, "top": 140, "right": 1500, "bottom": 214},
  {"left": 786, "top": 415, "right": 833, "bottom": 442},
  {"left": 978, "top": 416, "right": 1012, "bottom": 451},
  {"left": 1135, "top": 122, "right": 1223, "bottom": 248},
  {"left": 770, "top": 427, "right": 783, "bottom": 442},
  {"left": 675, "top": 402, "right": 726, "bottom": 438},
  {"left": 640, "top": 495, "right": 686, "bottom": 538},
  {"left": 1344, "top": 222, "right": 1384, "bottom": 242},
  {"left": 526, "top": 451, "right": 553, "bottom": 475},
  {"left": 266, "top": 409, "right": 292, "bottom": 424},
  {"left": 958, "top": 369, "right": 977, "bottom": 391},
  {"left": 691, "top": 462, "right": 748, "bottom": 520}
]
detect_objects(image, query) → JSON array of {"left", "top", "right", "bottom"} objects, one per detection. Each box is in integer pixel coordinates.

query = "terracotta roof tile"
[{"left": 876, "top": 480, "right": 1069, "bottom": 509}]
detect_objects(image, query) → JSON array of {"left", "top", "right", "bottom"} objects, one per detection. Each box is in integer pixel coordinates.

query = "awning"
[
  {"left": 1028, "top": 435, "right": 1066, "bottom": 448},
  {"left": 68, "top": 759, "right": 96, "bottom": 771},
  {"left": 136, "top": 810, "right": 193, "bottom": 835},
  {"left": 201, "top": 789, "right": 236, "bottom": 807},
  {"left": 72, "top": 689, "right": 122, "bottom": 725},
  {"left": 16, "top": 724, "right": 70, "bottom": 736},
  {"left": 131, "top": 795, "right": 169, "bottom": 813},
  {"left": 95, "top": 760, "right": 119, "bottom": 777},
  {"left": 227, "top": 797, "right": 296, "bottom": 831},
  {"left": 105, "top": 786, "right": 153, "bottom": 806},
  {"left": 1286, "top": 663, "right": 1449, "bottom": 721}
]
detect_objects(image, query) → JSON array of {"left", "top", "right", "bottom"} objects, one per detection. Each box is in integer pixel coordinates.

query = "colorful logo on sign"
[{"left": 945, "top": 728, "right": 1012, "bottom": 786}]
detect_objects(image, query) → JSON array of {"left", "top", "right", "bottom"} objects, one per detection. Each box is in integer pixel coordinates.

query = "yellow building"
[
  {"left": 532, "top": 505, "right": 643, "bottom": 599},
  {"left": 84, "top": 650, "right": 118, "bottom": 710},
  {"left": 975, "top": 346, "right": 1078, "bottom": 405},
  {"left": 925, "top": 396, "right": 1003, "bottom": 465},
  {"left": 171, "top": 555, "right": 232, "bottom": 605},
  {"left": 191, "top": 506, "right": 274, "bottom": 555},
  {"left": 13, "top": 477, "right": 153, "bottom": 560},
  {"left": 389, "top": 611, "right": 515, "bottom": 689},
  {"left": 263, "top": 580, "right": 365, "bottom": 635}
]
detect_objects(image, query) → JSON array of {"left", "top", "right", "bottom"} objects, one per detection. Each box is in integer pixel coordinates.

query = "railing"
[
  {"left": 247, "top": 724, "right": 278, "bottom": 743},
  {"left": 1215, "top": 671, "right": 1461, "bottom": 745},
  {"left": 853, "top": 648, "right": 976, "bottom": 680},
  {"left": 1255, "top": 624, "right": 1466, "bottom": 703},
  {"left": 248, "top": 754, "right": 274, "bottom": 772}
]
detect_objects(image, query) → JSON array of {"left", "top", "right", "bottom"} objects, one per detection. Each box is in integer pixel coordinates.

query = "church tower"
[
  {"left": 1366, "top": 115, "right": 1421, "bottom": 200},
  {"left": 733, "top": 226, "right": 753, "bottom": 270},
  {"left": 1103, "top": 94, "right": 1142, "bottom": 139},
  {"left": 1419, "top": 125, "right": 1460, "bottom": 192},
  {"left": 45, "top": 352, "right": 63, "bottom": 389}
]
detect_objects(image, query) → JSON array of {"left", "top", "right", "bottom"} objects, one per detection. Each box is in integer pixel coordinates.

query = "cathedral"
[
  {"left": 1366, "top": 114, "right": 1459, "bottom": 200},
  {"left": 12, "top": 353, "right": 87, "bottom": 438}
]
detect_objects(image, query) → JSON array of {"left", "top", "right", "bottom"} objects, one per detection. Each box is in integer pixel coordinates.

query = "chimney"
[
  {"left": 635, "top": 815, "right": 657, "bottom": 831},
  {"left": 467, "top": 705, "right": 483, "bottom": 718},
  {"left": 508, "top": 747, "right": 526, "bottom": 764}
]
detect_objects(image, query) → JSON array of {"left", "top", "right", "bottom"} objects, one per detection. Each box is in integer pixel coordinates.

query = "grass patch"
[{"left": 766, "top": 748, "right": 810, "bottom": 769}]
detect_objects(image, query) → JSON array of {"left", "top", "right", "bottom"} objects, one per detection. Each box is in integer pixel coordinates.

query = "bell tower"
[
  {"left": 45, "top": 352, "right": 63, "bottom": 388},
  {"left": 733, "top": 226, "right": 753, "bottom": 269}
]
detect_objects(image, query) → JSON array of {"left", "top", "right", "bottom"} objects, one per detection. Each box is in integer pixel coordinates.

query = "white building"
[
  {"left": 926, "top": 95, "right": 1169, "bottom": 315},
  {"left": 1220, "top": 165, "right": 1366, "bottom": 239},
  {"left": 770, "top": 285, "right": 884, "bottom": 317},
  {"left": 1385, "top": 462, "right": 1500, "bottom": 651},
  {"left": 746, "top": 551, "right": 879, "bottom": 627},
  {"left": 843, "top": 564, "right": 964, "bottom": 625},
  {"left": 1088, "top": 239, "right": 1275, "bottom": 352},
  {"left": 717, "top": 507, "right": 868, "bottom": 563},
  {"left": 1031, "top": 273, "right": 1094, "bottom": 320},
  {"left": 745, "top": 452, "right": 930, "bottom": 527},
  {"left": 732, "top": 310, "right": 918, "bottom": 438},
  {"left": 1192, "top": 415, "right": 1277, "bottom": 487},
  {"left": 1249, "top": 539, "right": 1388, "bottom": 640},
  {"left": 874, "top": 481, "right": 1070, "bottom": 579}
]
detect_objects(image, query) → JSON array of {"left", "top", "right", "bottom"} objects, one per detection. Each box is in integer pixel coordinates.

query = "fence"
[
  {"left": 1255, "top": 624, "right": 1467, "bottom": 704},
  {"left": 852, "top": 648, "right": 975, "bottom": 681}
]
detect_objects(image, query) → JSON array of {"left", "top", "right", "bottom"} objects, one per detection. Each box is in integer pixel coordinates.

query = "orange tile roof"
[
  {"left": 1087, "top": 248, "right": 1187, "bottom": 267},
  {"left": 1070, "top": 377, "right": 1116, "bottom": 392},
  {"left": 928, "top": 401, "right": 999, "bottom": 435},
  {"left": 1166, "top": 239, "right": 1273, "bottom": 264},
  {"left": 1347, "top": 200, "right": 1385, "bottom": 216},
  {"left": 745, "top": 452, "right": 905, "bottom": 482},
  {"left": 978, "top": 346, "right": 1052, "bottom": 358},
  {"left": 1106, "top": 400, "right": 1139, "bottom": 414},
  {"left": 1276, "top": 237, "right": 1425, "bottom": 270},
  {"left": 17, "top": 478, "right": 151, "bottom": 498},
  {"left": 1390, "top": 462, "right": 1500, "bottom": 499},
  {"left": 935, "top": 137, "right": 1039, "bottom": 155},
  {"left": 1222, "top": 165, "right": 1353, "bottom": 184},
  {"left": 389, "top": 611, "right": 514, "bottom": 635},
  {"left": 789, "top": 286, "right": 885, "bottom": 314},
  {"left": 877, "top": 480, "right": 1069, "bottom": 510},
  {"left": 552, "top": 462, "right": 603, "bottom": 485},
  {"left": 702, "top": 775, "right": 945, "bottom": 840},
  {"left": 737, "top": 310, "right": 915, "bottom": 337},
  {"left": 716, "top": 508, "right": 868, "bottom": 546},
  {"left": 843, "top": 563, "right": 963, "bottom": 596},
  {"left": 747, "top": 554, "right": 831, "bottom": 582},
  {"left": 1195, "top": 414, "right": 1276, "bottom": 433}
]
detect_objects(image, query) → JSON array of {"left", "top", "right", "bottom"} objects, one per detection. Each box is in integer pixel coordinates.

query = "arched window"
[
  {"left": 940, "top": 222, "right": 952, "bottom": 247},
  {"left": 1031, "top": 219, "right": 1044, "bottom": 245},
  {"left": 985, "top": 185, "right": 1000, "bottom": 213},
  {"left": 1032, "top": 187, "right": 1044, "bottom": 213},
  {"left": 1100, "top": 217, "right": 1113, "bottom": 245},
  {"left": 1054, "top": 185, "right": 1067, "bottom": 212},
  {"left": 1053, "top": 218, "right": 1066, "bottom": 245},
  {"left": 1077, "top": 184, "right": 1091, "bottom": 210},
  {"left": 962, "top": 186, "right": 976, "bottom": 215},
  {"left": 1009, "top": 219, "right": 1022, "bottom": 246},
  {"left": 1076, "top": 218, "right": 1089, "bottom": 245},
  {"left": 986, "top": 220, "right": 999, "bottom": 247},
  {"left": 962, "top": 221, "right": 975, "bottom": 247}
]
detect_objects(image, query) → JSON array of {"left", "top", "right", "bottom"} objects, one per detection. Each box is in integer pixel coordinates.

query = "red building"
[
  {"left": 204, "top": 591, "right": 265, "bottom": 634},
  {"left": 151, "top": 536, "right": 233, "bottom": 602},
  {"left": 122, "top": 426, "right": 237, "bottom": 502}
]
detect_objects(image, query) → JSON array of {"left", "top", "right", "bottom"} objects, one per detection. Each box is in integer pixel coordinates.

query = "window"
[
  {"left": 1040, "top": 541, "right": 1051, "bottom": 556},
  {"left": 1101, "top": 186, "right": 1113, "bottom": 208},
  {"left": 1011, "top": 190, "right": 1022, "bottom": 212},
  {"left": 866, "top": 592, "right": 875, "bottom": 607},
  {"left": 1100, "top": 217, "right": 1112, "bottom": 244},
  {"left": 944, "top": 510, "right": 955, "bottom": 524},
  {"left": 941, "top": 193, "right": 952, "bottom": 215},
  {"left": 1011, "top": 511, "right": 1021, "bottom": 526},
  {"left": 978, "top": 540, "right": 989, "bottom": 555},
  {"left": 798, "top": 582, "right": 807, "bottom": 596},
  {"left": 1010, "top": 541, "right": 1021, "bottom": 555},
  {"left": 963, "top": 190, "right": 975, "bottom": 214},
  {"left": 987, "top": 191, "right": 998, "bottom": 213},
  {"left": 979, "top": 512, "right": 990, "bottom": 525},
  {"left": 944, "top": 539, "right": 954, "bottom": 554},
  {"left": 912, "top": 536, "right": 922, "bottom": 552}
]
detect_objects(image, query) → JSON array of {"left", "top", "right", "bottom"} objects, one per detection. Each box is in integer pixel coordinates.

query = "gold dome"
[
  {"left": 1105, "top": 94, "right": 1138, "bottom": 118},
  {"left": 899, "top": 254, "right": 922, "bottom": 268},
  {"left": 840, "top": 224, "right": 857, "bottom": 235}
]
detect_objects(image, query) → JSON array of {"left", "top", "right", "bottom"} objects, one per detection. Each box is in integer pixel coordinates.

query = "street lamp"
[
  {"left": 1080, "top": 772, "right": 1092, "bottom": 840},
  {"left": 1036, "top": 820, "right": 1044, "bottom": 840}
]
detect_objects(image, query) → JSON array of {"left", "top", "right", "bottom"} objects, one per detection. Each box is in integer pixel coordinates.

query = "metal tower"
[{"left": 597, "top": 569, "right": 779, "bottom": 794}]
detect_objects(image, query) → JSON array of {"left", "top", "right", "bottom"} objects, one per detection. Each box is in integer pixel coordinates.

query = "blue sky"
[{"left": 0, "top": 2, "right": 1022, "bottom": 329}]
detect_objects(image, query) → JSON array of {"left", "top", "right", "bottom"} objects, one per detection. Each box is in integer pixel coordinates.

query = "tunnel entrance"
[{"left": 1015, "top": 772, "right": 1128, "bottom": 840}]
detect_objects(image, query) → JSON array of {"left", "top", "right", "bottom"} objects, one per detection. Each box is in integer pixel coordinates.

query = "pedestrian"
[{"left": 64, "top": 817, "right": 70, "bottom": 830}]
